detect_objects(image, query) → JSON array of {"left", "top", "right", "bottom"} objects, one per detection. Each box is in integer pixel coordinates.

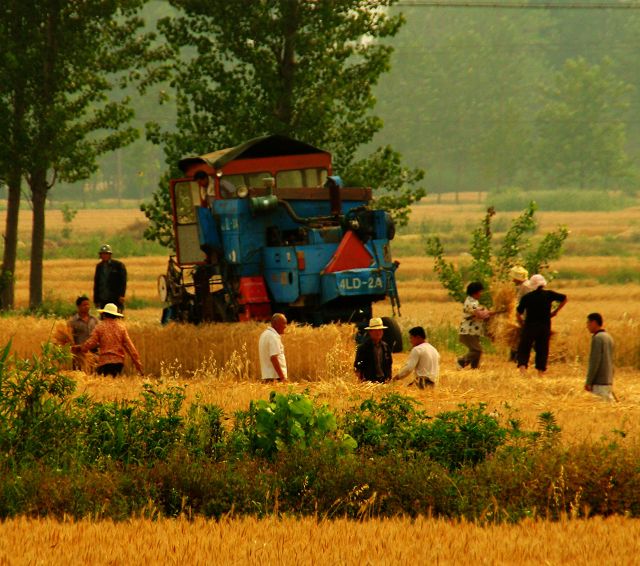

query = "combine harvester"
[{"left": 158, "top": 135, "right": 403, "bottom": 351}]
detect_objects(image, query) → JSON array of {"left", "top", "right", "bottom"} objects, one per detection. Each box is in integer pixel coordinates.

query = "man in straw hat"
[
  {"left": 73, "top": 303, "right": 143, "bottom": 377},
  {"left": 516, "top": 274, "right": 567, "bottom": 377},
  {"left": 585, "top": 312, "right": 616, "bottom": 402},
  {"left": 508, "top": 265, "right": 532, "bottom": 362},
  {"left": 354, "top": 317, "right": 393, "bottom": 382}
]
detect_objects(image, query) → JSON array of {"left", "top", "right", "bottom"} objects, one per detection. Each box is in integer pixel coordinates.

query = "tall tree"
[
  {"left": 143, "top": 0, "right": 424, "bottom": 246},
  {"left": 535, "top": 57, "right": 632, "bottom": 188},
  {"left": 0, "top": 0, "right": 164, "bottom": 308}
]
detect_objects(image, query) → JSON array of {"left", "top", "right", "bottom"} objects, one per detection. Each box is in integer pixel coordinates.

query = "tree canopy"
[
  {"left": 142, "top": 0, "right": 425, "bottom": 247},
  {"left": 0, "top": 0, "right": 164, "bottom": 307}
]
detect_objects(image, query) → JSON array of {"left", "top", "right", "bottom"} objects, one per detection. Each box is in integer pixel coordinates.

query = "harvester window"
[
  {"left": 246, "top": 172, "right": 270, "bottom": 188},
  {"left": 305, "top": 168, "right": 328, "bottom": 187},
  {"left": 276, "top": 170, "right": 304, "bottom": 188},
  {"left": 175, "top": 181, "right": 199, "bottom": 224}
]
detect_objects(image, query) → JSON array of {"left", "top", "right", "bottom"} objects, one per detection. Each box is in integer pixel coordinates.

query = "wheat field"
[
  {"left": 3, "top": 203, "right": 640, "bottom": 556},
  {"left": 1, "top": 515, "right": 638, "bottom": 565}
]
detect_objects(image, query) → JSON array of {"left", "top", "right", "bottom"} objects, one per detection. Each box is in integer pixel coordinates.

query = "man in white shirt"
[
  {"left": 393, "top": 326, "right": 440, "bottom": 388},
  {"left": 258, "top": 313, "right": 288, "bottom": 382}
]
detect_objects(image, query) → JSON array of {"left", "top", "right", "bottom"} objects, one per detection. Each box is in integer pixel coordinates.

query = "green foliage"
[
  {"left": 535, "top": 57, "right": 633, "bottom": 188},
  {"left": 142, "top": 0, "right": 423, "bottom": 243},
  {"left": 233, "top": 390, "right": 354, "bottom": 459},
  {"left": 342, "top": 394, "right": 507, "bottom": 470},
  {"left": 0, "top": 341, "right": 76, "bottom": 464},
  {"left": 60, "top": 204, "right": 78, "bottom": 240},
  {"left": 427, "top": 202, "right": 569, "bottom": 303}
]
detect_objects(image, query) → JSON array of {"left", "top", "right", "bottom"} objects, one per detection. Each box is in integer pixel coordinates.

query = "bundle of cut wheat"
[
  {"left": 52, "top": 321, "right": 97, "bottom": 373},
  {"left": 487, "top": 282, "right": 520, "bottom": 347}
]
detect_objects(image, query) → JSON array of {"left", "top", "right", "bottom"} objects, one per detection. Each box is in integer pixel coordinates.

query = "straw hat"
[
  {"left": 529, "top": 274, "right": 547, "bottom": 288},
  {"left": 98, "top": 303, "right": 123, "bottom": 317},
  {"left": 509, "top": 265, "right": 528, "bottom": 283},
  {"left": 365, "top": 317, "right": 387, "bottom": 330}
]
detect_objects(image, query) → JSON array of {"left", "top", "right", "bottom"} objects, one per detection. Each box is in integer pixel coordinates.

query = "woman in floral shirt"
[
  {"left": 457, "top": 282, "right": 493, "bottom": 369},
  {"left": 75, "top": 303, "right": 143, "bottom": 377}
]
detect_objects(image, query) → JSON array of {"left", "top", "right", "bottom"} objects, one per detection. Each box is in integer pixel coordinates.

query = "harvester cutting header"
[{"left": 158, "top": 134, "right": 401, "bottom": 337}]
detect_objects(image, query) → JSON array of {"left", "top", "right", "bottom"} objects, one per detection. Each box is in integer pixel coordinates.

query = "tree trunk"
[
  {"left": 29, "top": 171, "right": 48, "bottom": 309},
  {"left": 1, "top": 167, "right": 21, "bottom": 309}
]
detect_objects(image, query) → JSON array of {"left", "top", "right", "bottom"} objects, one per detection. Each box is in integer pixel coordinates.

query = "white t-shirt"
[
  {"left": 258, "top": 326, "right": 287, "bottom": 380},
  {"left": 396, "top": 342, "right": 440, "bottom": 383}
]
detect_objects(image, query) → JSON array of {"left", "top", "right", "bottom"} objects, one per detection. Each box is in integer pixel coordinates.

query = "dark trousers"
[
  {"left": 97, "top": 363, "right": 124, "bottom": 377},
  {"left": 517, "top": 323, "right": 551, "bottom": 371},
  {"left": 459, "top": 334, "right": 482, "bottom": 368}
]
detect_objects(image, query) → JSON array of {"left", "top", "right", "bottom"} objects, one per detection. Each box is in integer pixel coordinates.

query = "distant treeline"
[
  {"left": 374, "top": 5, "right": 640, "bottom": 193},
  {"left": 52, "top": 3, "right": 640, "bottom": 201}
]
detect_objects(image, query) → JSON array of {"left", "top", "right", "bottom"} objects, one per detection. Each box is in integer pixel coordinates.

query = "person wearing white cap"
[
  {"left": 516, "top": 274, "right": 567, "bottom": 377},
  {"left": 74, "top": 303, "right": 143, "bottom": 377},
  {"left": 354, "top": 317, "right": 393, "bottom": 382}
]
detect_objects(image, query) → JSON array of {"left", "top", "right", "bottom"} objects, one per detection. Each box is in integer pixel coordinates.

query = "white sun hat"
[
  {"left": 365, "top": 317, "right": 387, "bottom": 330},
  {"left": 529, "top": 274, "right": 547, "bottom": 288},
  {"left": 98, "top": 303, "right": 123, "bottom": 317}
]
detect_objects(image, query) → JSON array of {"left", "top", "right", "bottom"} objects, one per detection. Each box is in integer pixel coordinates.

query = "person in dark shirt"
[
  {"left": 354, "top": 317, "right": 393, "bottom": 383},
  {"left": 516, "top": 274, "right": 567, "bottom": 377},
  {"left": 93, "top": 244, "right": 127, "bottom": 311}
]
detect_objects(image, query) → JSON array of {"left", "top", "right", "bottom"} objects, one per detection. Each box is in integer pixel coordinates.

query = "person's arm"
[
  {"left": 551, "top": 295, "right": 568, "bottom": 318},
  {"left": 78, "top": 326, "right": 100, "bottom": 353},
  {"left": 394, "top": 347, "right": 418, "bottom": 380},
  {"left": 354, "top": 344, "right": 366, "bottom": 380},
  {"left": 93, "top": 266, "right": 99, "bottom": 307},
  {"left": 585, "top": 335, "right": 602, "bottom": 390},
  {"left": 270, "top": 355, "right": 286, "bottom": 382},
  {"left": 119, "top": 262, "right": 127, "bottom": 305}
]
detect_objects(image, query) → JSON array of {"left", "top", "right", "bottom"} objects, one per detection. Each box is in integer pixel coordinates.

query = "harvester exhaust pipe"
[{"left": 325, "top": 176, "right": 343, "bottom": 217}]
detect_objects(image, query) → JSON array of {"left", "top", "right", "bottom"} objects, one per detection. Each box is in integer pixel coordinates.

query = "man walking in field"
[
  {"left": 68, "top": 295, "right": 98, "bottom": 370},
  {"left": 585, "top": 312, "right": 615, "bottom": 402},
  {"left": 93, "top": 244, "right": 127, "bottom": 311},
  {"left": 259, "top": 313, "right": 288, "bottom": 382},
  {"left": 516, "top": 274, "right": 567, "bottom": 377},
  {"left": 393, "top": 326, "right": 440, "bottom": 388}
]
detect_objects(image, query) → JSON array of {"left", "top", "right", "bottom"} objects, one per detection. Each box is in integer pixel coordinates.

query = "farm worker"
[
  {"left": 68, "top": 295, "right": 99, "bottom": 370},
  {"left": 73, "top": 303, "right": 143, "bottom": 377},
  {"left": 393, "top": 326, "right": 440, "bottom": 388},
  {"left": 510, "top": 265, "right": 531, "bottom": 301},
  {"left": 508, "top": 265, "right": 532, "bottom": 362},
  {"left": 354, "top": 317, "right": 393, "bottom": 382},
  {"left": 585, "top": 312, "right": 616, "bottom": 402},
  {"left": 259, "top": 313, "right": 288, "bottom": 382},
  {"left": 69, "top": 295, "right": 99, "bottom": 346},
  {"left": 516, "top": 274, "right": 567, "bottom": 377},
  {"left": 457, "top": 282, "right": 494, "bottom": 370},
  {"left": 93, "top": 244, "right": 127, "bottom": 311}
]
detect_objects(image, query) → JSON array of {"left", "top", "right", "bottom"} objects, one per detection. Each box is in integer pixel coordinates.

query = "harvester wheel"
[{"left": 382, "top": 316, "right": 403, "bottom": 353}]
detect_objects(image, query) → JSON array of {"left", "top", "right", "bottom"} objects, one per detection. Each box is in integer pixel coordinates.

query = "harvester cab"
[{"left": 157, "top": 134, "right": 403, "bottom": 351}]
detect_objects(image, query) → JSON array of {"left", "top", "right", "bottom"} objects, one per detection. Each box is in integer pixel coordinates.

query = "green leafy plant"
[
  {"left": 233, "top": 390, "right": 355, "bottom": 459},
  {"left": 426, "top": 202, "right": 569, "bottom": 303}
]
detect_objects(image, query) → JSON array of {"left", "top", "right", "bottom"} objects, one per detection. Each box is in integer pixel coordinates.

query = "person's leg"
[
  {"left": 97, "top": 363, "right": 124, "bottom": 377},
  {"left": 591, "top": 385, "right": 615, "bottom": 402},
  {"left": 533, "top": 326, "right": 551, "bottom": 374},
  {"left": 460, "top": 334, "right": 482, "bottom": 368},
  {"left": 517, "top": 326, "right": 535, "bottom": 373}
]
